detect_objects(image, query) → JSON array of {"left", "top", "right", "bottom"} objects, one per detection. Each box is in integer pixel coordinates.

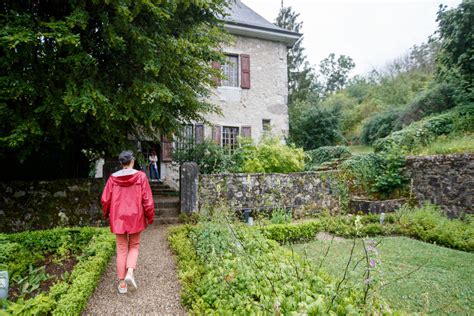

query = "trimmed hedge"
[
  {"left": 258, "top": 205, "right": 474, "bottom": 252},
  {"left": 0, "top": 227, "right": 115, "bottom": 315}
]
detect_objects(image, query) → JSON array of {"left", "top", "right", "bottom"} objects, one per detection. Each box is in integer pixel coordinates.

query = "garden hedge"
[{"left": 0, "top": 227, "right": 115, "bottom": 315}]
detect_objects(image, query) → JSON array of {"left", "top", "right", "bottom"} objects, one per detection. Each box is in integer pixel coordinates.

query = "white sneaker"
[
  {"left": 125, "top": 273, "right": 137, "bottom": 291},
  {"left": 118, "top": 282, "right": 127, "bottom": 294}
]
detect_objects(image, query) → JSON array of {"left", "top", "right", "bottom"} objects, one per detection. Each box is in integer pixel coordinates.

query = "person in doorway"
[
  {"left": 149, "top": 150, "right": 160, "bottom": 181},
  {"left": 101, "top": 150, "right": 155, "bottom": 294}
]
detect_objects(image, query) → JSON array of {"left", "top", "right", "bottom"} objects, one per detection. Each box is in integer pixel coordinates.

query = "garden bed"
[{"left": 0, "top": 227, "right": 115, "bottom": 315}]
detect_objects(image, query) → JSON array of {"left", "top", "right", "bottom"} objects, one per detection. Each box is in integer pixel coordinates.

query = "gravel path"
[{"left": 84, "top": 224, "right": 187, "bottom": 315}]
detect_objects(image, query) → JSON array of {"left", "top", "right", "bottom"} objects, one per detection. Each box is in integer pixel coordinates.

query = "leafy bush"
[
  {"left": 340, "top": 147, "right": 408, "bottom": 198},
  {"left": 360, "top": 110, "right": 401, "bottom": 145},
  {"left": 289, "top": 106, "right": 342, "bottom": 150},
  {"left": 0, "top": 227, "right": 115, "bottom": 315},
  {"left": 270, "top": 208, "right": 292, "bottom": 224},
  {"left": 305, "top": 146, "right": 351, "bottom": 168},
  {"left": 374, "top": 105, "right": 474, "bottom": 153},
  {"left": 413, "top": 133, "right": 474, "bottom": 155},
  {"left": 172, "top": 139, "right": 236, "bottom": 174},
  {"left": 396, "top": 83, "right": 455, "bottom": 127},
  {"left": 169, "top": 220, "right": 374, "bottom": 314},
  {"left": 239, "top": 136, "right": 305, "bottom": 173}
]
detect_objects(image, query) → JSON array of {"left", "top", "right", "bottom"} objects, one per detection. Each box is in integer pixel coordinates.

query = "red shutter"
[
  {"left": 212, "top": 125, "right": 221, "bottom": 145},
  {"left": 161, "top": 135, "right": 173, "bottom": 162},
  {"left": 195, "top": 124, "right": 204, "bottom": 144},
  {"left": 240, "top": 54, "right": 250, "bottom": 89},
  {"left": 241, "top": 125, "right": 251, "bottom": 138},
  {"left": 211, "top": 61, "right": 221, "bottom": 86}
]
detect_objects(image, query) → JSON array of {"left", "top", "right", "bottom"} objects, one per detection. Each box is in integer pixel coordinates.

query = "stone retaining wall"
[
  {"left": 0, "top": 178, "right": 105, "bottom": 232},
  {"left": 405, "top": 153, "right": 473, "bottom": 217},
  {"left": 198, "top": 171, "right": 341, "bottom": 216}
]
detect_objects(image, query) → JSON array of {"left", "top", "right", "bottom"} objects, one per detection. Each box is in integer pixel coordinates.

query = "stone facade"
[
  {"left": 198, "top": 171, "right": 340, "bottom": 216},
  {"left": 203, "top": 35, "right": 289, "bottom": 142},
  {"left": 405, "top": 153, "right": 473, "bottom": 217},
  {"left": 349, "top": 198, "right": 407, "bottom": 214},
  {"left": 0, "top": 179, "right": 105, "bottom": 232}
]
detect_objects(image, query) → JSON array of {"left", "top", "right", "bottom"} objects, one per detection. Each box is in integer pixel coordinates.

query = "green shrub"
[
  {"left": 172, "top": 139, "right": 236, "bottom": 174},
  {"left": 270, "top": 208, "right": 292, "bottom": 224},
  {"left": 0, "top": 227, "right": 115, "bottom": 315},
  {"left": 240, "top": 136, "right": 305, "bottom": 173},
  {"left": 289, "top": 105, "right": 343, "bottom": 150},
  {"left": 170, "top": 221, "right": 372, "bottom": 314},
  {"left": 374, "top": 105, "right": 474, "bottom": 153},
  {"left": 360, "top": 110, "right": 401, "bottom": 145},
  {"left": 305, "top": 146, "right": 351, "bottom": 168},
  {"left": 340, "top": 146, "right": 408, "bottom": 198},
  {"left": 396, "top": 83, "right": 456, "bottom": 127},
  {"left": 413, "top": 133, "right": 474, "bottom": 155}
]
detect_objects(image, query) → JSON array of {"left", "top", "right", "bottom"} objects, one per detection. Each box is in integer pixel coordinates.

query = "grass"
[
  {"left": 291, "top": 236, "right": 474, "bottom": 315},
  {"left": 348, "top": 145, "right": 374, "bottom": 155},
  {"left": 412, "top": 133, "right": 474, "bottom": 155}
]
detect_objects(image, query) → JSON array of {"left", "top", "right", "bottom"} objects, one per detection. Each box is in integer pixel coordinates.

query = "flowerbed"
[
  {"left": 168, "top": 220, "right": 390, "bottom": 314},
  {"left": 0, "top": 227, "right": 115, "bottom": 315},
  {"left": 259, "top": 205, "right": 474, "bottom": 251}
]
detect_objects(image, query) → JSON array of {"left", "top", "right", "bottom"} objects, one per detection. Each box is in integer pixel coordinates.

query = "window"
[
  {"left": 175, "top": 124, "right": 194, "bottom": 151},
  {"left": 262, "top": 119, "right": 271, "bottom": 133},
  {"left": 222, "top": 126, "right": 239, "bottom": 153},
  {"left": 221, "top": 55, "right": 239, "bottom": 87}
]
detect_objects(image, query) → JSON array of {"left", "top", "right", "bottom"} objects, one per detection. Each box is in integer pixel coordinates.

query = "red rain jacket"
[{"left": 101, "top": 170, "right": 155, "bottom": 234}]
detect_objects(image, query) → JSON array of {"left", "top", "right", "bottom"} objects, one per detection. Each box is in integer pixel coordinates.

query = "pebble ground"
[{"left": 83, "top": 224, "right": 187, "bottom": 315}]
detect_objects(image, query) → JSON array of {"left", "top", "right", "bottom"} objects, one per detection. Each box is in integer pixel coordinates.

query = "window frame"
[
  {"left": 222, "top": 126, "right": 240, "bottom": 153},
  {"left": 221, "top": 54, "right": 239, "bottom": 88}
]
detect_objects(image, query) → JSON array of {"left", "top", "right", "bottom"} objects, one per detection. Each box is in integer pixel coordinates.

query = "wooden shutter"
[
  {"left": 211, "top": 61, "right": 221, "bottom": 86},
  {"left": 212, "top": 125, "right": 221, "bottom": 145},
  {"left": 161, "top": 135, "right": 173, "bottom": 162},
  {"left": 240, "top": 54, "right": 250, "bottom": 89},
  {"left": 195, "top": 124, "right": 204, "bottom": 144},
  {"left": 241, "top": 125, "right": 252, "bottom": 138}
]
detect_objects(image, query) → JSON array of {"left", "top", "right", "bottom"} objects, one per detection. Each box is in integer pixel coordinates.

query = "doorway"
[{"left": 139, "top": 141, "right": 161, "bottom": 181}]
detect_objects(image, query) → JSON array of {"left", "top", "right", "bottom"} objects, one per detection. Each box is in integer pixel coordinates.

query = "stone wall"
[
  {"left": 0, "top": 178, "right": 105, "bottom": 232},
  {"left": 405, "top": 153, "right": 473, "bottom": 216},
  {"left": 198, "top": 171, "right": 341, "bottom": 216}
]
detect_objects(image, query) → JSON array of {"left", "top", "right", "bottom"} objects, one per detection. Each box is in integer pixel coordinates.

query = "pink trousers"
[{"left": 115, "top": 232, "right": 141, "bottom": 279}]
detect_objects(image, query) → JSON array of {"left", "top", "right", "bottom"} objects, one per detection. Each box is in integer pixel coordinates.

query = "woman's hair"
[
  {"left": 151, "top": 150, "right": 156, "bottom": 155},
  {"left": 118, "top": 150, "right": 135, "bottom": 165}
]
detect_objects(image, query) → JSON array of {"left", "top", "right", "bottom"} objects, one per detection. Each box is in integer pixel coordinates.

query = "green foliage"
[
  {"left": 374, "top": 105, "right": 474, "bottom": 153},
  {"left": 360, "top": 110, "right": 401, "bottom": 145},
  {"left": 340, "top": 146, "right": 408, "bottom": 199},
  {"left": 270, "top": 208, "right": 292, "bottom": 225},
  {"left": 258, "top": 205, "right": 474, "bottom": 252},
  {"left": 0, "top": 0, "right": 229, "bottom": 178},
  {"left": 173, "top": 136, "right": 306, "bottom": 174},
  {"left": 305, "top": 146, "right": 352, "bottom": 169},
  {"left": 0, "top": 227, "right": 115, "bottom": 315},
  {"left": 172, "top": 139, "right": 235, "bottom": 174},
  {"left": 436, "top": 1, "right": 474, "bottom": 103},
  {"left": 318, "top": 53, "right": 356, "bottom": 96},
  {"left": 240, "top": 136, "right": 305, "bottom": 173},
  {"left": 289, "top": 105, "right": 342, "bottom": 150},
  {"left": 413, "top": 133, "right": 474, "bottom": 155},
  {"left": 169, "top": 220, "right": 369, "bottom": 314}
]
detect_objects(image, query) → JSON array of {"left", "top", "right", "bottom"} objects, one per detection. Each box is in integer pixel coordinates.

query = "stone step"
[
  {"left": 156, "top": 208, "right": 180, "bottom": 218},
  {"left": 155, "top": 202, "right": 180, "bottom": 209},
  {"left": 155, "top": 217, "right": 181, "bottom": 225}
]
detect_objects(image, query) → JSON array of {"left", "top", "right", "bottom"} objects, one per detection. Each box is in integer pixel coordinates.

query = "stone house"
[{"left": 99, "top": 1, "right": 301, "bottom": 188}]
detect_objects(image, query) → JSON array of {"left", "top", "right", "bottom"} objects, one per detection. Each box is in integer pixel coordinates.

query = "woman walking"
[{"left": 101, "top": 150, "right": 155, "bottom": 294}]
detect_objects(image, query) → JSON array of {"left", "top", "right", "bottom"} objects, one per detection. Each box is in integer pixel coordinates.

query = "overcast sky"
[{"left": 244, "top": 0, "right": 462, "bottom": 76}]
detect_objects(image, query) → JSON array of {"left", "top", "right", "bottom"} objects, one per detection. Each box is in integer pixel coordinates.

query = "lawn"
[{"left": 291, "top": 236, "right": 474, "bottom": 315}]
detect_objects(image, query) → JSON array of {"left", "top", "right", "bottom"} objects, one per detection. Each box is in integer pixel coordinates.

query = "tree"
[
  {"left": 289, "top": 104, "right": 342, "bottom": 150},
  {"left": 318, "top": 53, "right": 355, "bottom": 96},
  {"left": 0, "top": 0, "right": 228, "bottom": 179},
  {"left": 275, "top": 6, "right": 317, "bottom": 105},
  {"left": 436, "top": 1, "right": 474, "bottom": 103}
]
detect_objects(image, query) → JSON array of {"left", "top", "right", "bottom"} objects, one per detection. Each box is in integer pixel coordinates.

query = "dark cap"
[{"left": 118, "top": 150, "right": 135, "bottom": 165}]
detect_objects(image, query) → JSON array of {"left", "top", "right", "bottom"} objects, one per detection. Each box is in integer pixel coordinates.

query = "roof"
[{"left": 222, "top": 0, "right": 301, "bottom": 47}]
